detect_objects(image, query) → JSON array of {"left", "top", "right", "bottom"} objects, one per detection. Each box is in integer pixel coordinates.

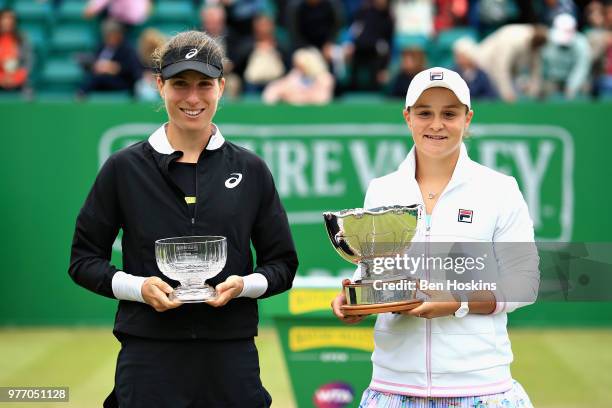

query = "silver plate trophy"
[
  {"left": 323, "top": 205, "right": 423, "bottom": 315},
  {"left": 155, "top": 236, "right": 227, "bottom": 303}
]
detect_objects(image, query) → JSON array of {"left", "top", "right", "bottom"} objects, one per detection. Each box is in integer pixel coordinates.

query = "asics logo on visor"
[
  {"left": 225, "top": 173, "right": 243, "bottom": 188},
  {"left": 185, "top": 48, "right": 198, "bottom": 59}
]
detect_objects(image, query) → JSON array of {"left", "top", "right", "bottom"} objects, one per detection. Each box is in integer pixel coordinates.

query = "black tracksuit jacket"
[{"left": 69, "top": 130, "right": 298, "bottom": 340}]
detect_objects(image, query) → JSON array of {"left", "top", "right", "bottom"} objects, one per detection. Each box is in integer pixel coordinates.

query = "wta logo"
[{"left": 313, "top": 382, "right": 354, "bottom": 408}]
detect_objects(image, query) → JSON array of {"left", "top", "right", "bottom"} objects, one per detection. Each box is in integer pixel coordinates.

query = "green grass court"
[{"left": 1, "top": 328, "right": 611, "bottom": 407}]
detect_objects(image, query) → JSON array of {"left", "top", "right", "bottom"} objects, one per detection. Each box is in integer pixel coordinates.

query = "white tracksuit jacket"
[{"left": 361, "top": 143, "right": 540, "bottom": 398}]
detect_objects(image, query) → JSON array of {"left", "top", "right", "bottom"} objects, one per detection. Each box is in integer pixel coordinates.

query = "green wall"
[{"left": 0, "top": 101, "right": 610, "bottom": 325}]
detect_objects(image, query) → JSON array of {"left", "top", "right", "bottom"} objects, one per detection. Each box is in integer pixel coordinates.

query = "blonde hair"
[
  {"left": 151, "top": 30, "right": 225, "bottom": 80},
  {"left": 452, "top": 37, "right": 478, "bottom": 61},
  {"left": 293, "top": 47, "right": 328, "bottom": 77},
  {"left": 138, "top": 28, "right": 167, "bottom": 67}
]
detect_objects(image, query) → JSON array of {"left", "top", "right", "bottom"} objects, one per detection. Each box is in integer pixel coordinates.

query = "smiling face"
[
  {"left": 404, "top": 87, "right": 473, "bottom": 161},
  {"left": 157, "top": 70, "right": 225, "bottom": 134}
]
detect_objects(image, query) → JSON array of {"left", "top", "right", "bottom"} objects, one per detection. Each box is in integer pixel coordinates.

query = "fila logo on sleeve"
[{"left": 458, "top": 209, "right": 473, "bottom": 223}]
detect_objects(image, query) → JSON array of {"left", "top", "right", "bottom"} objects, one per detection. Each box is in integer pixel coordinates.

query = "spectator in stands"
[
  {"left": 589, "top": 1, "right": 612, "bottom": 97},
  {"left": 135, "top": 28, "right": 166, "bottom": 101},
  {"left": 515, "top": 1, "right": 539, "bottom": 24},
  {"left": 0, "top": 8, "right": 31, "bottom": 92},
  {"left": 84, "top": 0, "right": 151, "bottom": 31},
  {"left": 206, "top": 0, "right": 265, "bottom": 38},
  {"left": 287, "top": 0, "right": 343, "bottom": 51},
  {"left": 434, "top": 0, "right": 468, "bottom": 33},
  {"left": 388, "top": 46, "right": 427, "bottom": 98},
  {"left": 78, "top": 19, "right": 143, "bottom": 97},
  {"left": 476, "top": 24, "right": 548, "bottom": 102},
  {"left": 342, "top": 0, "right": 364, "bottom": 24},
  {"left": 596, "top": 31, "right": 612, "bottom": 97},
  {"left": 392, "top": 0, "right": 434, "bottom": 38},
  {"left": 201, "top": 4, "right": 229, "bottom": 39},
  {"left": 453, "top": 37, "right": 499, "bottom": 100},
  {"left": 538, "top": 13, "right": 591, "bottom": 99},
  {"left": 537, "top": 0, "right": 577, "bottom": 26},
  {"left": 240, "top": 14, "right": 289, "bottom": 93},
  {"left": 347, "top": 0, "right": 393, "bottom": 91},
  {"left": 262, "top": 47, "right": 334, "bottom": 104},
  {"left": 585, "top": 0, "right": 606, "bottom": 30},
  {"left": 200, "top": 4, "right": 242, "bottom": 97},
  {"left": 468, "top": 0, "right": 519, "bottom": 37}
]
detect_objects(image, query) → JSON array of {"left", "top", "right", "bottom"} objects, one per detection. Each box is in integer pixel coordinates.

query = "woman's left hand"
[
  {"left": 206, "top": 275, "right": 244, "bottom": 307},
  {"left": 401, "top": 290, "right": 460, "bottom": 319}
]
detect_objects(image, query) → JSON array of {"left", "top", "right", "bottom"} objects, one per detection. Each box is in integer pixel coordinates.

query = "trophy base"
[
  {"left": 343, "top": 278, "right": 420, "bottom": 313},
  {"left": 341, "top": 299, "right": 422, "bottom": 316},
  {"left": 170, "top": 285, "right": 217, "bottom": 303}
]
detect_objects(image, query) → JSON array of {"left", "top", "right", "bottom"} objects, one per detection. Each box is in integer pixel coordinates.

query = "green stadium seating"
[
  {"left": 13, "top": 0, "right": 52, "bottom": 25},
  {"left": 39, "top": 57, "right": 83, "bottom": 91},
  {"left": 20, "top": 22, "right": 47, "bottom": 50},
  {"left": 57, "top": 0, "right": 88, "bottom": 23},
  {"left": 87, "top": 91, "right": 132, "bottom": 102},
  {"left": 436, "top": 27, "right": 478, "bottom": 47},
  {"left": 150, "top": 1, "right": 195, "bottom": 23},
  {"left": 0, "top": 91, "right": 24, "bottom": 101},
  {"left": 50, "top": 24, "right": 96, "bottom": 53},
  {"left": 20, "top": 22, "right": 48, "bottom": 83},
  {"left": 340, "top": 91, "right": 385, "bottom": 103},
  {"left": 35, "top": 90, "right": 76, "bottom": 101},
  {"left": 394, "top": 34, "right": 429, "bottom": 51}
]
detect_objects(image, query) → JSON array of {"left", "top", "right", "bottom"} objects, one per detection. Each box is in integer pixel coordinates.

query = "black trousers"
[{"left": 103, "top": 334, "right": 272, "bottom": 408}]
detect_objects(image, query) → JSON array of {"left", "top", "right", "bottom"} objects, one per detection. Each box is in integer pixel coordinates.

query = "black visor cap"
[{"left": 160, "top": 47, "right": 223, "bottom": 80}]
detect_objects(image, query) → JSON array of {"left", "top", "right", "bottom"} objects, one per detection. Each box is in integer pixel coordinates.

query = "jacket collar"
[
  {"left": 147, "top": 123, "right": 225, "bottom": 154},
  {"left": 398, "top": 143, "right": 474, "bottom": 192}
]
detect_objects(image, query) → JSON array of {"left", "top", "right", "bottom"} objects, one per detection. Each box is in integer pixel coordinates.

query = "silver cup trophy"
[
  {"left": 155, "top": 236, "right": 227, "bottom": 303},
  {"left": 323, "top": 205, "right": 423, "bottom": 315}
]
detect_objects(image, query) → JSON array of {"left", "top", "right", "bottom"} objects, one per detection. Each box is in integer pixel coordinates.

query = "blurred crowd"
[{"left": 2, "top": 0, "right": 612, "bottom": 103}]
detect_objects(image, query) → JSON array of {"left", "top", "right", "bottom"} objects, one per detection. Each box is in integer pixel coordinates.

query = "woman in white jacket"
[{"left": 332, "top": 67, "right": 539, "bottom": 407}]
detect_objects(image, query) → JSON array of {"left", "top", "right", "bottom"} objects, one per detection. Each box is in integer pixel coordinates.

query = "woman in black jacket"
[{"left": 69, "top": 30, "right": 298, "bottom": 408}]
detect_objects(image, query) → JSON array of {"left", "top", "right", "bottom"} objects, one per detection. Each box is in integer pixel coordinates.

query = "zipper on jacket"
[
  {"left": 417, "top": 195, "right": 433, "bottom": 397},
  {"left": 190, "top": 128, "right": 215, "bottom": 232},
  {"left": 423, "top": 187, "right": 450, "bottom": 397},
  {"left": 192, "top": 161, "right": 199, "bottom": 233},
  {"left": 425, "top": 213, "right": 432, "bottom": 397},
  {"left": 160, "top": 153, "right": 194, "bottom": 224}
]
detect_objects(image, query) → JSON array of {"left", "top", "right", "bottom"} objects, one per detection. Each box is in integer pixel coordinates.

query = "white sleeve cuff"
[
  {"left": 238, "top": 273, "right": 268, "bottom": 298},
  {"left": 490, "top": 288, "right": 507, "bottom": 315},
  {"left": 111, "top": 271, "right": 147, "bottom": 302}
]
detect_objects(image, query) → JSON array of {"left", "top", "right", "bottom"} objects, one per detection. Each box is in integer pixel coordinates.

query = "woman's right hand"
[
  {"left": 331, "top": 280, "right": 365, "bottom": 324},
  {"left": 141, "top": 277, "right": 182, "bottom": 312}
]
